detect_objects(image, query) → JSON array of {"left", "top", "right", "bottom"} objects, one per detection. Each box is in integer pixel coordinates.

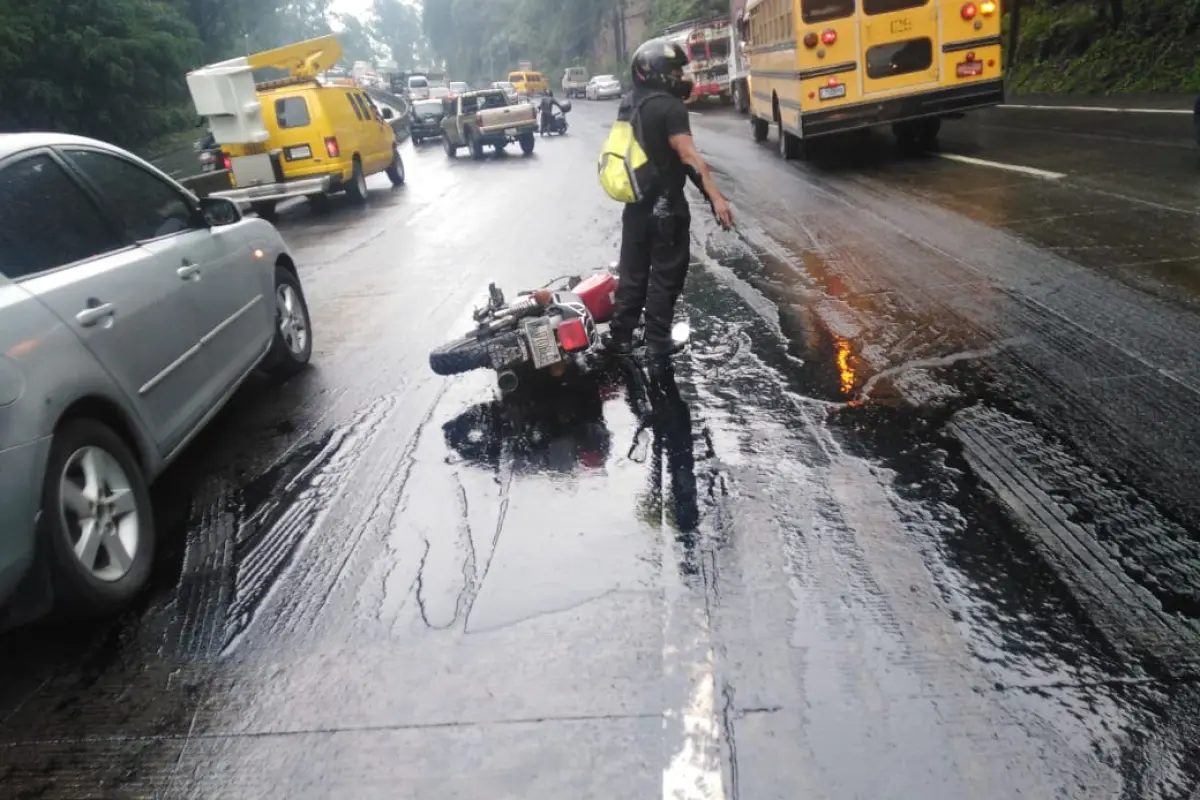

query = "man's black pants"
[{"left": 611, "top": 203, "right": 691, "bottom": 350}]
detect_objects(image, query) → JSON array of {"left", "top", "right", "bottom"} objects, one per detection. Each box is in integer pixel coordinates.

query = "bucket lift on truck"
[{"left": 185, "top": 36, "right": 344, "bottom": 206}]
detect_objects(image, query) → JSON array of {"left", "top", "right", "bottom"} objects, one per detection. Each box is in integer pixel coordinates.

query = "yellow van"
[
  {"left": 507, "top": 70, "right": 549, "bottom": 96},
  {"left": 216, "top": 37, "right": 405, "bottom": 217}
]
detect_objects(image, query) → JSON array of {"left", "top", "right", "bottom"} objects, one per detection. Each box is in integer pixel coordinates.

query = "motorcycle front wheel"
[{"left": 430, "top": 336, "right": 490, "bottom": 376}]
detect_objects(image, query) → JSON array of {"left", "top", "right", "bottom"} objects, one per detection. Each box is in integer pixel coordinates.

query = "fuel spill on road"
[{"left": 1, "top": 103, "right": 1199, "bottom": 797}]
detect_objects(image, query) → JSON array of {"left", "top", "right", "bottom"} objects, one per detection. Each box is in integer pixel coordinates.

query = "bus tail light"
[
  {"left": 961, "top": 2, "right": 978, "bottom": 18},
  {"left": 821, "top": 28, "right": 837, "bottom": 45},
  {"left": 803, "top": 32, "right": 819, "bottom": 48}
]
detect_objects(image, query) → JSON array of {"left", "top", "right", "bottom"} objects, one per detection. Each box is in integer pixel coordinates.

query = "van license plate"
[
  {"left": 818, "top": 84, "right": 846, "bottom": 100},
  {"left": 286, "top": 145, "right": 312, "bottom": 159},
  {"left": 956, "top": 61, "right": 983, "bottom": 77},
  {"left": 524, "top": 317, "right": 562, "bottom": 369}
]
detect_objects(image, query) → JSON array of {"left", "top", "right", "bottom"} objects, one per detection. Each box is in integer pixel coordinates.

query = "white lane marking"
[
  {"left": 935, "top": 152, "right": 1066, "bottom": 180},
  {"left": 1003, "top": 103, "right": 1191, "bottom": 115}
]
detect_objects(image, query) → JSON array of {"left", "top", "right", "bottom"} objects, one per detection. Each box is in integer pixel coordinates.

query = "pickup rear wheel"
[
  {"left": 519, "top": 130, "right": 535, "bottom": 155},
  {"left": 468, "top": 130, "right": 485, "bottom": 160}
]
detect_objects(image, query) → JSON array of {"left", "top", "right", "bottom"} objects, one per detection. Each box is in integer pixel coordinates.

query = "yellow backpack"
[{"left": 597, "top": 94, "right": 661, "bottom": 204}]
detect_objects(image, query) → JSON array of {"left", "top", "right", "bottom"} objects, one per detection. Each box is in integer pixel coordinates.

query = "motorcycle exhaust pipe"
[{"left": 497, "top": 370, "right": 519, "bottom": 394}]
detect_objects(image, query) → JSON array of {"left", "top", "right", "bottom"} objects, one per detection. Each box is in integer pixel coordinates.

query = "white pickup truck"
[{"left": 562, "top": 66, "right": 590, "bottom": 98}]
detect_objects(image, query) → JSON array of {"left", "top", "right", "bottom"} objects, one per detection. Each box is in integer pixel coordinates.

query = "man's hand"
[
  {"left": 711, "top": 193, "right": 734, "bottom": 229},
  {"left": 671, "top": 133, "right": 734, "bottom": 229}
]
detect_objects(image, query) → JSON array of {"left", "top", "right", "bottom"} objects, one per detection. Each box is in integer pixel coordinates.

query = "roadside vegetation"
[
  {"left": 420, "top": 0, "right": 727, "bottom": 88},
  {"left": 0, "top": 0, "right": 421, "bottom": 150},
  {"left": 1007, "top": 0, "right": 1200, "bottom": 94}
]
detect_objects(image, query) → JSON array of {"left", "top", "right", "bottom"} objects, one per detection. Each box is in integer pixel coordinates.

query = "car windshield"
[
  {"left": 409, "top": 77, "right": 428, "bottom": 88},
  {"left": 414, "top": 100, "right": 442, "bottom": 113}
]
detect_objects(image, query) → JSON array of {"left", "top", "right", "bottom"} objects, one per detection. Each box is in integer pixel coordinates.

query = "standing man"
[{"left": 607, "top": 38, "right": 734, "bottom": 363}]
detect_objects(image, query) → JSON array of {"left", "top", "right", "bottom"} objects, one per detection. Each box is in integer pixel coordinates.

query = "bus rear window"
[
  {"left": 275, "top": 97, "right": 311, "bottom": 128},
  {"left": 802, "top": 0, "right": 855, "bottom": 23},
  {"left": 866, "top": 38, "right": 933, "bottom": 79}
]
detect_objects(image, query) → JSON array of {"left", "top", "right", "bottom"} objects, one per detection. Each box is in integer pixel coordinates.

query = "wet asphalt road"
[{"left": 3, "top": 99, "right": 1200, "bottom": 798}]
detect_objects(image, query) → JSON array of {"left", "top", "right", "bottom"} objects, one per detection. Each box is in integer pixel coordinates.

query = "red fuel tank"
[{"left": 573, "top": 272, "right": 618, "bottom": 323}]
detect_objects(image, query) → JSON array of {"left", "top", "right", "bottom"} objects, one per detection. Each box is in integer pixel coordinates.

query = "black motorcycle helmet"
[{"left": 631, "top": 38, "right": 693, "bottom": 101}]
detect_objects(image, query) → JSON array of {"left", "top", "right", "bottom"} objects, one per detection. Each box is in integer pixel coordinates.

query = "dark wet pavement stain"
[{"left": 4, "top": 103, "right": 1200, "bottom": 797}]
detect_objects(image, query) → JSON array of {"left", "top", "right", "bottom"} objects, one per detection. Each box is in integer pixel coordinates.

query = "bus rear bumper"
[{"left": 800, "top": 79, "right": 1004, "bottom": 138}]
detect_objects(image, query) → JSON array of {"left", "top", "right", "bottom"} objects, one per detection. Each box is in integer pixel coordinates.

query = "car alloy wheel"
[
  {"left": 277, "top": 283, "right": 309, "bottom": 356},
  {"left": 60, "top": 445, "right": 140, "bottom": 582}
]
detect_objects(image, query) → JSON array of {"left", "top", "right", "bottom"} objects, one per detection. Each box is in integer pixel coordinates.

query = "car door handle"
[
  {"left": 76, "top": 302, "right": 115, "bottom": 327},
  {"left": 177, "top": 260, "right": 201, "bottom": 280}
]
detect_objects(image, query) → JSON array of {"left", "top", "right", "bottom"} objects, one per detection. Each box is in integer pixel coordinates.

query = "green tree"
[
  {"left": 336, "top": 12, "right": 378, "bottom": 63},
  {"left": 0, "top": 0, "right": 202, "bottom": 145},
  {"left": 372, "top": 0, "right": 422, "bottom": 67}
]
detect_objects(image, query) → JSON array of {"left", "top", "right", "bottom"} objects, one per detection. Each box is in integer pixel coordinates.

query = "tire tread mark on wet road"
[
  {"left": 220, "top": 395, "right": 397, "bottom": 655},
  {"left": 950, "top": 405, "right": 1200, "bottom": 678},
  {"left": 290, "top": 385, "right": 447, "bottom": 639},
  {"left": 463, "top": 465, "right": 512, "bottom": 633}
]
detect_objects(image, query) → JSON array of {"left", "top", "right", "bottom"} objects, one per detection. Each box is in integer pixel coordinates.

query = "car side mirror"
[
  {"left": 381, "top": 107, "right": 394, "bottom": 119},
  {"left": 200, "top": 196, "right": 241, "bottom": 227}
]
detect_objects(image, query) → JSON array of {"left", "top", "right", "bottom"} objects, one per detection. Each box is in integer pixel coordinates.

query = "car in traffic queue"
[
  {"left": 195, "top": 37, "right": 406, "bottom": 219},
  {"left": 491, "top": 81, "right": 519, "bottom": 103},
  {"left": 507, "top": 70, "right": 549, "bottom": 97},
  {"left": 0, "top": 132, "right": 314, "bottom": 624},
  {"left": 586, "top": 74, "right": 623, "bottom": 100},
  {"left": 448, "top": 81, "right": 470, "bottom": 94},
  {"left": 441, "top": 89, "right": 538, "bottom": 158},
  {"left": 410, "top": 98, "right": 446, "bottom": 144}
]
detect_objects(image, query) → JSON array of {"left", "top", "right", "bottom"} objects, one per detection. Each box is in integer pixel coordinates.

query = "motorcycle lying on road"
[{"left": 429, "top": 266, "right": 690, "bottom": 394}]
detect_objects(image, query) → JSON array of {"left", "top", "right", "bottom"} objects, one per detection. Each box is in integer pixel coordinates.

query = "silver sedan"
[
  {"left": 586, "top": 75, "right": 623, "bottom": 100},
  {"left": 0, "top": 132, "right": 314, "bottom": 622}
]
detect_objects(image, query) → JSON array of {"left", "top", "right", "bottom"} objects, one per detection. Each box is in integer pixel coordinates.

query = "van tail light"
[
  {"left": 557, "top": 318, "right": 590, "bottom": 352},
  {"left": 803, "top": 32, "right": 819, "bottom": 48},
  {"left": 961, "top": 2, "right": 978, "bottom": 18},
  {"left": 324, "top": 136, "right": 340, "bottom": 157},
  {"left": 222, "top": 153, "right": 231, "bottom": 171},
  {"left": 821, "top": 28, "right": 837, "bottom": 45}
]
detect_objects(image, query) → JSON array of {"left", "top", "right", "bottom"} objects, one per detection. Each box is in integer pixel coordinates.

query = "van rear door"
[{"left": 272, "top": 93, "right": 330, "bottom": 177}]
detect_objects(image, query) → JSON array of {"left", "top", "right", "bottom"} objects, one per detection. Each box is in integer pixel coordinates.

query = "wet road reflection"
[{"left": 2, "top": 101, "right": 1199, "bottom": 797}]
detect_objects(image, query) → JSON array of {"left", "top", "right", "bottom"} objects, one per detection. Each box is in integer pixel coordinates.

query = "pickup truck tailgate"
[{"left": 479, "top": 104, "right": 535, "bottom": 133}]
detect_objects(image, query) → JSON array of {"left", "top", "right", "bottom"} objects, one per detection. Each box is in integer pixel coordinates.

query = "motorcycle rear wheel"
[{"left": 430, "top": 336, "right": 490, "bottom": 376}]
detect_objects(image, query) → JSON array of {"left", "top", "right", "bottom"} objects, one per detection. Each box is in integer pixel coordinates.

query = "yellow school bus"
[{"left": 743, "top": 0, "right": 1003, "bottom": 158}]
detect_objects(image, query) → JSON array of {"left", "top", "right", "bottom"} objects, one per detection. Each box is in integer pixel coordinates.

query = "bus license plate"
[
  {"left": 818, "top": 84, "right": 846, "bottom": 100},
  {"left": 956, "top": 61, "right": 983, "bottom": 77},
  {"left": 524, "top": 317, "right": 562, "bottom": 369}
]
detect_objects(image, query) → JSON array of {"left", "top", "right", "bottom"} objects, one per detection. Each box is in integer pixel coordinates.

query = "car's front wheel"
[
  {"left": 263, "top": 264, "right": 313, "bottom": 376},
  {"left": 41, "top": 419, "right": 154, "bottom": 618},
  {"left": 386, "top": 147, "right": 406, "bottom": 186},
  {"left": 345, "top": 157, "right": 368, "bottom": 203}
]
